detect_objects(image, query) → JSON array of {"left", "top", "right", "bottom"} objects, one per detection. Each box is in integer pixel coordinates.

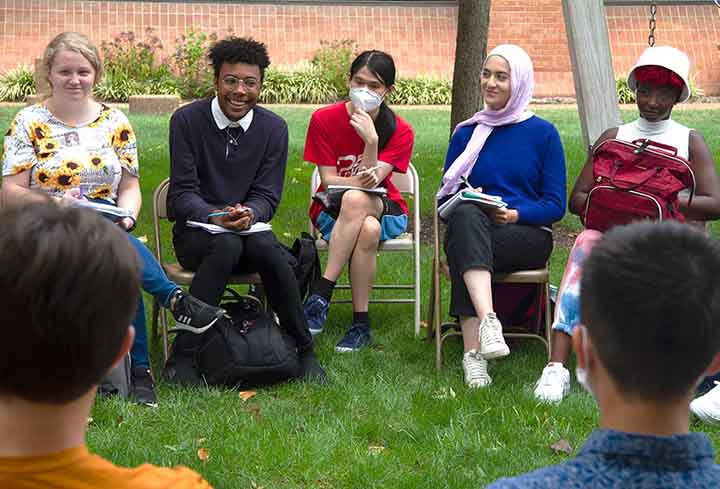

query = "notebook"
[
  {"left": 437, "top": 190, "right": 507, "bottom": 220},
  {"left": 186, "top": 220, "right": 272, "bottom": 236},
  {"left": 73, "top": 200, "right": 133, "bottom": 219},
  {"left": 326, "top": 185, "right": 387, "bottom": 195}
]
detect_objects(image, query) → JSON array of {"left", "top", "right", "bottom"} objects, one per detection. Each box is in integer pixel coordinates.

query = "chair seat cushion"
[
  {"left": 492, "top": 268, "right": 549, "bottom": 284},
  {"left": 315, "top": 232, "right": 413, "bottom": 252},
  {"left": 162, "top": 262, "right": 262, "bottom": 285}
]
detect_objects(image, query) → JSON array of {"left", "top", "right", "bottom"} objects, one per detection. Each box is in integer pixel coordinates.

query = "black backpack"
[
  {"left": 195, "top": 290, "right": 300, "bottom": 388},
  {"left": 98, "top": 353, "right": 132, "bottom": 399},
  {"left": 286, "top": 232, "right": 321, "bottom": 301}
]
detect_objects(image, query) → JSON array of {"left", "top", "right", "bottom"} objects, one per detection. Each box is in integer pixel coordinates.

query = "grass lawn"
[{"left": 2, "top": 104, "right": 720, "bottom": 488}]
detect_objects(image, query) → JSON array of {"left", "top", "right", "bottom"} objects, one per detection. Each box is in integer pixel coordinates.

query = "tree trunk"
[{"left": 450, "top": 0, "right": 491, "bottom": 135}]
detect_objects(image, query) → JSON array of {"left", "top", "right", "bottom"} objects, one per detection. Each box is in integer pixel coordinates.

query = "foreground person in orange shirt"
[{"left": 0, "top": 202, "right": 211, "bottom": 489}]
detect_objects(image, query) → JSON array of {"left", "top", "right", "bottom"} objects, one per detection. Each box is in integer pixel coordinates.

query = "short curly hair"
[{"left": 208, "top": 37, "right": 271, "bottom": 81}]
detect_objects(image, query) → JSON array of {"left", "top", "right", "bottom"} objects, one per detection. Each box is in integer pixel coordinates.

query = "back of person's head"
[
  {"left": 209, "top": 37, "right": 271, "bottom": 81},
  {"left": 0, "top": 203, "right": 140, "bottom": 404},
  {"left": 581, "top": 221, "right": 720, "bottom": 401},
  {"left": 349, "top": 50, "right": 397, "bottom": 150},
  {"left": 43, "top": 31, "right": 103, "bottom": 85}
]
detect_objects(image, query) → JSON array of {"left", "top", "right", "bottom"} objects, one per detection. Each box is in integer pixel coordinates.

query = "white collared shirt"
[{"left": 211, "top": 96, "right": 254, "bottom": 132}]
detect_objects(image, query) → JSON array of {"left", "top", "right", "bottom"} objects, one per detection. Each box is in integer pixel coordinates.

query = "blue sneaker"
[
  {"left": 335, "top": 323, "right": 371, "bottom": 352},
  {"left": 304, "top": 294, "right": 330, "bottom": 336}
]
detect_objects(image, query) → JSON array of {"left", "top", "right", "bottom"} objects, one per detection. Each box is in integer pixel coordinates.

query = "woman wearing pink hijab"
[{"left": 438, "top": 44, "right": 566, "bottom": 388}]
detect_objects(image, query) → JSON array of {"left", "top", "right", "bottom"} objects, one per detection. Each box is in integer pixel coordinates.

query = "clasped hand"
[
  {"left": 210, "top": 204, "right": 253, "bottom": 231},
  {"left": 486, "top": 207, "right": 519, "bottom": 225}
]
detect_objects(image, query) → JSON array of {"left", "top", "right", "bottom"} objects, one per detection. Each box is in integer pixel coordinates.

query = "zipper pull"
[{"left": 633, "top": 139, "right": 651, "bottom": 155}]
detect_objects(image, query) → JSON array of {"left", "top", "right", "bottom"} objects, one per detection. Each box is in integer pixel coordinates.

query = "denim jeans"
[{"left": 127, "top": 233, "right": 179, "bottom": 368}]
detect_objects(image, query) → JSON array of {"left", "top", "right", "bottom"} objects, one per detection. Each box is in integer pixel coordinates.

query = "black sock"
[
  {"left": 353, "top": 311, "right": 369, "bottom": 326},
  {"left": 311, "top": 277, "right": 336, "bottom": 302}
]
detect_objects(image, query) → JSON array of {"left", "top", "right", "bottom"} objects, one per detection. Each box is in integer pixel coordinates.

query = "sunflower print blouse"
[{"left": 2, "top": 104, "right": 138, "bottom": 202}]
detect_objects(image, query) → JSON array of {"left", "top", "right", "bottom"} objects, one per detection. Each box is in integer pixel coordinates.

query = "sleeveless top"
[{"left": 616, "top": 118, "right": 691, "bottom": 159}]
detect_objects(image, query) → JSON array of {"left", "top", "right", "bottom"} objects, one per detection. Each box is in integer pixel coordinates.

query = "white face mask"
[
  {"left": 349, "top": 87, "right": 384, "bottom": 113},
  {"left": 575, "top": 326, "right": 597, "bottom": 400}
]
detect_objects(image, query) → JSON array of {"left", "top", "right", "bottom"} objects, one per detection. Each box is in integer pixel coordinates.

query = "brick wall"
[{"left": 1, "top": 0, "right": 718, "bottom": 97}]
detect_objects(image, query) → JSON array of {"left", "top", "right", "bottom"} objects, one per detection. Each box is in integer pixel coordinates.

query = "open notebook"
[
  {"left": 72, "top": 200, "right": 133, "bottom": 219},
  {"left": 186, "top": 220, "right": 272, "bottom": 236},
  {"left": 326, "top": 185, "right": 387, "bottom": 195},
  {"left": 438, "top": 189, "right": 507, "bottom": 220}
]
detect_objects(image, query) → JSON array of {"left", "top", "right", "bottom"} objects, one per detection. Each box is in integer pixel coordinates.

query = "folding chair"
[
  {"left": 309, "top": 163, "right": 422, "bottom": 336},
  {"left": 427, "top": 200, "right": 552, "bottom": 370},
  {"left": 151, "top": 178, "right": 264, "bottom": 361}
]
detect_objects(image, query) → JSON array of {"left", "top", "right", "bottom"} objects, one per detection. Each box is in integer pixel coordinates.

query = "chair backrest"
[
  {"left": 309, "top": 163, "right": 419, "bottom": 237},
  {"left": 152, "top": 178, "right": 171, "bottom": 263}
]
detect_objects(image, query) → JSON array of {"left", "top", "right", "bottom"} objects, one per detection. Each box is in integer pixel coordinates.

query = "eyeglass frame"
[{"left": 221, "top": 75, "right": 261, "bottom": 91}]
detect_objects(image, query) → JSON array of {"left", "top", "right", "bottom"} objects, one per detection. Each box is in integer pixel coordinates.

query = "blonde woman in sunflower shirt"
[{"left": 1, "top": 32, "right": 224, "bottom": 407}]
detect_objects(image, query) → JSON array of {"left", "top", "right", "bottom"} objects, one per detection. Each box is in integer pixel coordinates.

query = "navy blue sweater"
[
  {"left": 168, "top": 99, "right": 289, "bottom": 225},
  {"left": 443, "top": 116, "right": 566, "bottom": 226}
]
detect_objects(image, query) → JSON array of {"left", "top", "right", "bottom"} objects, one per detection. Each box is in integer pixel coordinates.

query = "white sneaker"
[
  {"left": 534, "top": 362, "right": 571, "bottom": 403},
  {"left": 463, "top": 350, "right": 492, "bottom": 388},
  {"left": 479, "top": 312, "right": 510, "bottom": 359},
  {"left": 691, "top": 382, "right": 720, "bottom": 424}
]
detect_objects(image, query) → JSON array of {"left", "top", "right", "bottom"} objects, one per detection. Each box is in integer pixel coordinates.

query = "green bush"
[
  {"left": 311, "top": 39, "right": 357, "bottom": 98},
  {"left": 87, "top": 31, "right": 454, "bottom": 105},
  {"left": 261, "top": 66, "right": 339, "bottom": 104},
  {"left": 616, "top": 75, "right": 634, "bottom": 104},
  {"left": 388, "top": 77, "right": 452, "bottom": 105},
  {"left": 96, "top": 29, "right": 178, "bottom": 102},
  {"left": 0, "top": 65, "right": 35, "bottom": 102},
  {"left": 171, "top": 30, "right": 217, "bottom": 99},
  {"left": 688, "top": 73, "right": 705, "bottom": 101}
]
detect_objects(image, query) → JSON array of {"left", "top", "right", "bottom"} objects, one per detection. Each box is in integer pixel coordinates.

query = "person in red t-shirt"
[{"left": 303, "top": 50, "right": 414, "bottom": 352}]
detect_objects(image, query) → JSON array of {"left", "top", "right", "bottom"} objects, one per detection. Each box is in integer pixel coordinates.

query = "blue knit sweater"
[{"left": 442, "top": 116, "right": 566, "bottom": 226}]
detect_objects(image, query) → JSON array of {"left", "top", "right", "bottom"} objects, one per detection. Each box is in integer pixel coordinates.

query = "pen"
[
  {"left": 208, "top": 211, "right": 231, "bottom": 218},
  {"left": 357, "top": 165, "right": 380, "bottom": 175}
]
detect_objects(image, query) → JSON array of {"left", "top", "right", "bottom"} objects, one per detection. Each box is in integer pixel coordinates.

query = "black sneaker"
[
  {"left": 170, "top": 290, "right": 226, "bottom": 334},
  {"left": 131, "top": 367, "right": 158, "bottom": 408},
  {"left": 298, "top": 349, "right": 327, "bottom": 384},
  {"left": 335, "top": 323, "right": 371, "bottom": 352}
]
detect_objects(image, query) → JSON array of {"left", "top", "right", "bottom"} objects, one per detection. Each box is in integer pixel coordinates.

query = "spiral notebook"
[{"left": 437, "top": 190, "right": 507, "bottom": 220}]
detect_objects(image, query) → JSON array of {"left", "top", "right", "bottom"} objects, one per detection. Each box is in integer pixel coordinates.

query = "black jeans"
[
  {"left": 173, "top": 226, "right": 313, "bottom": 353},
  {"left": 443, "top": 202, "right": 553, "bottom": 317}
]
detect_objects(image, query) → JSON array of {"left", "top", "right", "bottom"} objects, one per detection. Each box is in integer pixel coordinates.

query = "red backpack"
[{"left": 582, "top": 138, "right": 696, "bottom": 232}]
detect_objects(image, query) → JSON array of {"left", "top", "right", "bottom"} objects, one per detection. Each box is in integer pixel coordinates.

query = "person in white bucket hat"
[
  {"left": 627, "top": 45, "right": 691, "bottom": 103},
  {"left": 532, "top": 45, "right": 720, "bottom": 405}
]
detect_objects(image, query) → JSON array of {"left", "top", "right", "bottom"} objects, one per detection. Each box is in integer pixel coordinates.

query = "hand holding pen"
[
  {"left": 208, "top": 204, "right": 253, "bottom": 231},
  {"left": 356, "top": 164, "right": 381, "bottom": 189},
  {"left": 460, "top": 175, "right": 482, "bottom": 193}
]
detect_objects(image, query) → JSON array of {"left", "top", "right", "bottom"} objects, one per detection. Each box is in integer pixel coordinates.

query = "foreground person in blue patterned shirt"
[{"left": 489, "top": 221, "right": 720, "bottom": 488}]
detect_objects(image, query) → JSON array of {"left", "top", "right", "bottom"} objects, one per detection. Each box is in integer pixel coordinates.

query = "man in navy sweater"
[{"left": 166, "top": 37, "right": 325, "bottom": 383}]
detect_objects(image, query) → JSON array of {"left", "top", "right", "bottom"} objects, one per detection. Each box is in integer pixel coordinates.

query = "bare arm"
[
  {"left": 679, "top": 130, "right": 720, "bottom": 221},
  {"left": 1, "top": 172, "right": 48, "bottom": 207},
  {"left": 568, "top": 127, "right": 618, "bottom": 216},
  {"left": 115, "top": 169, "right": 142, "bottom": 230}
]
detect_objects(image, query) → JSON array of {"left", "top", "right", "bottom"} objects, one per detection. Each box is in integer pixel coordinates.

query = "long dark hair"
[{"left": 350, "top": 50, "right": 398, "bottom": 150}]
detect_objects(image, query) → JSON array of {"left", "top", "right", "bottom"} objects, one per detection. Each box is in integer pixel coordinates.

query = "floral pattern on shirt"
[{"left": 2, "top": 104, "right": 139, "bottom": 201}]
